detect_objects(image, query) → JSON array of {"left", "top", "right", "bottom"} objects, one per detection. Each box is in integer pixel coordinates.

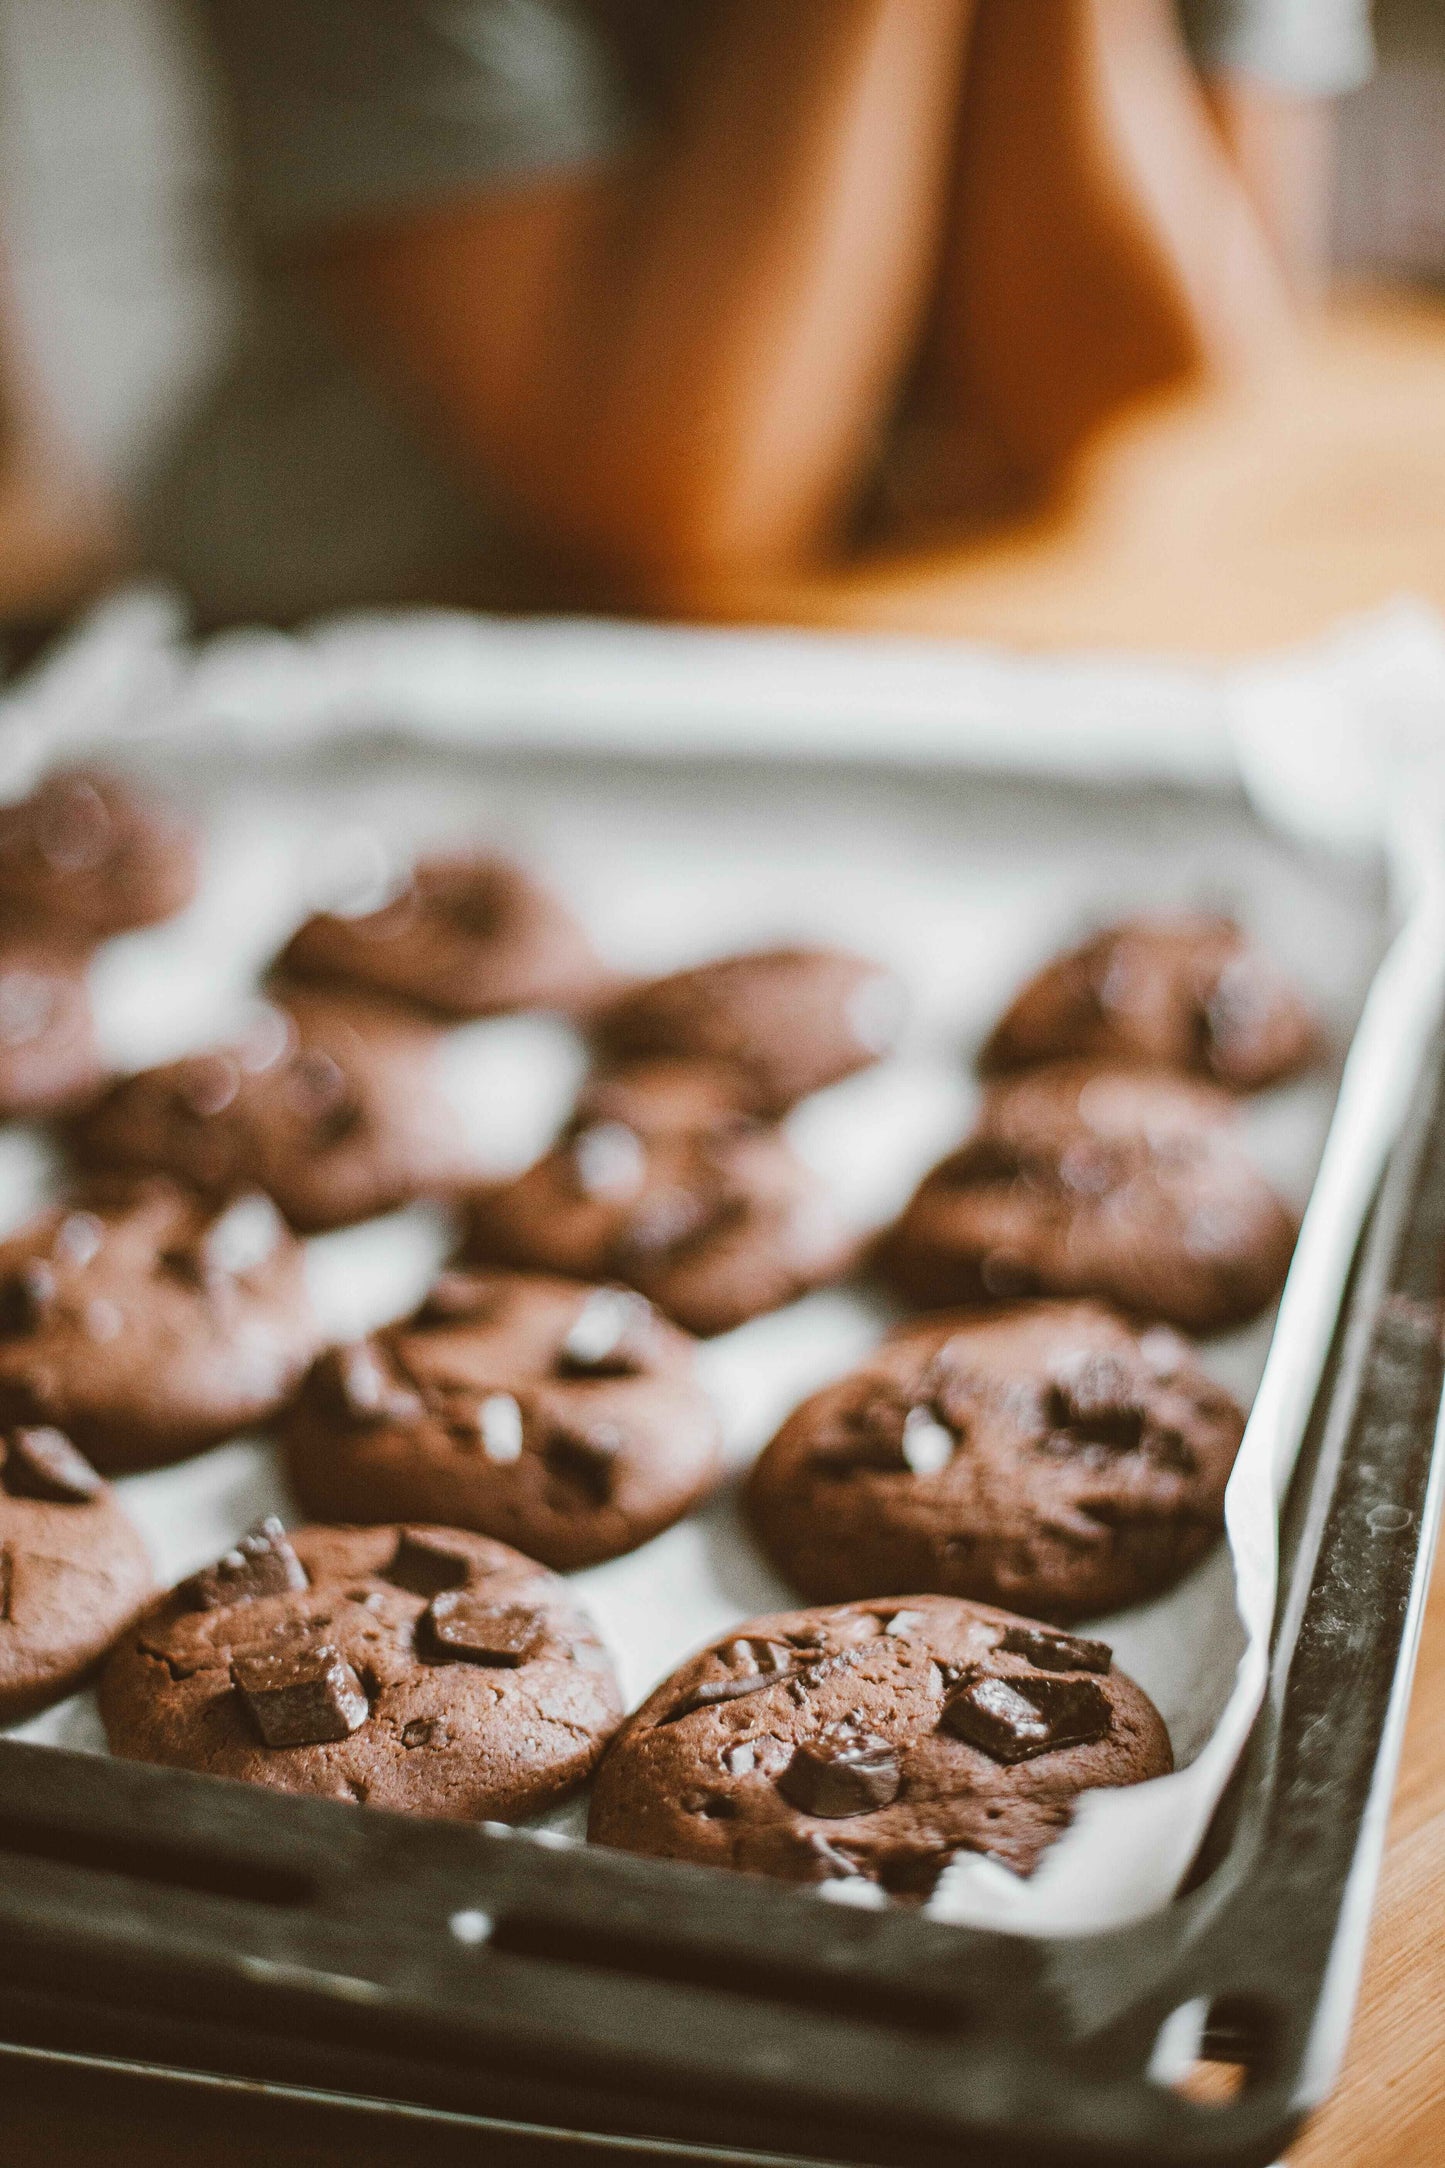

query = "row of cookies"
[{"left": 0, "top": 770, "right": 1317, "bottom": 1901}]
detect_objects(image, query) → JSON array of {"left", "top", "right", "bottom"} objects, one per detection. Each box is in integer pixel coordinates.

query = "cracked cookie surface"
[
  {"left": 462, "top": 1060, "right": 855, "bottom": 1337},
  {"left": 283, "top": 1270, "right": 724, "bottom": 1571},
  {"left": 101, "top": 1521, "right": 622, "bottom": 1817},
  {"left": 589, "top": 1593, "right": 1171, "bottom": 1890},
  {"left": 0, "top": 1179, "right": 321, "bottom": 1471},
  {"left": 746, "top": 1303, "right": 1243, "bottom": 1619},
  {"left": 876, "top": 1063, "right": 1297, "bottom": 1334},
  {"left": 981, "top": 914, "right": 1319, "bottom": 1091}
]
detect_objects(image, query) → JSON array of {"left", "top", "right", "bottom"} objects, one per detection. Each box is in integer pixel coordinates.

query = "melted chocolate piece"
[
  {"left": 1, "top": 1425, "right": 103, "bottom": 1502},
  {"left": 544, "top": 1420, "right": 621, "bottom": 1505},
  {"left": 231, "top": 1641, "right": 369, "bottom": 1747},
  {"left": 776, "top": 1731, "right": 901, "bottom": 1818},
  {"left": 182, "top": 1517, "right": 309, "bottom": 1611},
  {"left": 319, "top": 1341, "right": 425, "bottom": 1425},
  {"left": 999, "top": 1624, "right": 1113, "bottom": 1674},
  {"left": 385, "top": 1529, "right": 473, "bottom": 1598},
  {"left": 0, "top": 1260, "right": 56, "bottom": 1337},
  {"left": 425, "top": 1590, "right": 550, "bottom": 1667},
  {"left": 939, "top": 1672, "right": 1113, "bottom": 1764},
  {"left": 555, "top": 1287, "right": 655, "bottom": 1377}
]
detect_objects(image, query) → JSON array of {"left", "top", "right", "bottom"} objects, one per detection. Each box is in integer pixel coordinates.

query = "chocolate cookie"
[
  {"left": 588, "top": 1593, "right": 1171, "bottom": 1892},
  {"left": 591, "top": 947, "right": 906, "bottom": 1115},
  {"left": 461, "top": 1061, "right": 855, "bottom": 1338},
  {"left": 0, "top": 1180, "right": 321, "bottom": 1471},
  {"left": 275, "top": 851, "right": 607, "bottom": 1020},
  {"left": 101, "top": 1520, "right": 623, "bottom": 1818},
  {"left": 0, "top": 767, "right": 198, "bottom": 940},
  {"left": 283, "top": 1270, "right": 724, "bottom": 1571},
  {"left": 64, "top": 989, "right": 471, "bottom": 1233},
  {"left": 875, "top": 1063, "right": 1296, "bottom": 1334},
  {"left": 980, "top": 913, "right": 1320, "bottom": 1091},
  {"left": 0, "top": 941, "right": 103, "bottom": 1117},
  {"left": 746, "top": 1303, "right": 1243, "bottom": 1619},
  {"left": 0, "top": 1425, "right": 152, "bottom": 1722}
]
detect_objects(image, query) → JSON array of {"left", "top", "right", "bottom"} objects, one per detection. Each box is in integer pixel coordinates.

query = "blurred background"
[{"left": 0, "top": 0, "right": 1438, "bottom": 646}]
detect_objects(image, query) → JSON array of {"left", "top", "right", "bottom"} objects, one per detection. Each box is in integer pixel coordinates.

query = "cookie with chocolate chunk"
[
  {"left": 283, "top": 1270, "right": 724, "bottom": 1571},
  {"left": 64, "top": 989, "right": 470, "bottom": 1233},
  {"left": 747, "top": 1303, "right": 1243, "bottom": 1619},
  {"left": 588, "top": 1593, "right": 1171, "bottom": 1892},
  {"left": 591, "top": 947, "right": 906, "bottom": 1116},
  {"left": 0, "top": 941, "right": 103, "bottom": 1116},
  {"left": 0, "top": 1179, "right": 321, "bottom": 1471},
  {"left": 461, "top": 1061, "right": 855, "bottom": 1338},
  {"left": 101, "top": 1521, "right": 622, "bottom": 1818},
  {"left": 875, "top": 1063, "right": 1296, "bottom": 1334},
  {"left": 981, "top": 914, "right": 1320, "bottom": 1092},
  {"left": 276, "top": 851, "right": 607, "bottom": 1021},
  {"left": 0, "top": 1425, "right": 152, "bottom": 1721},
  {"left": 0, "top": 767, "right": 198, "bottom": 940}
]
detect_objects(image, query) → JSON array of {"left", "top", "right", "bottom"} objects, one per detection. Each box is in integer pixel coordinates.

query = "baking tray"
[{"left": 0, "top": 617, "right": 1439, "bottom": 2165}]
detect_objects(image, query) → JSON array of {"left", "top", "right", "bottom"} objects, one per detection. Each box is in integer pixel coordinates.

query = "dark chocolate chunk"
[
  {"left": 318, "top": 1341, "right": 426, "bottom": 1425},
  {"left": 544, "top": 1420, "right": 621, "bottom": 1504},
  {"left": 0, "top": 1260, "right": 56, "bottom": 1337},
  {"left": 2, "top": 1425, "right": 104, "bottom": 1502},
  {"left": 425, "top": 1591, "right": 550, "bottom": 1666},
  {"left": 182, "top": 1517, "right": 309, "bottom": 1610},
  {"left": 385, "top": 1528, "right": 473, "bottom": 1598},
  {"left": 777, "top": 1731, "right": 901, "bottom": 1818},
  {"left": 555, "top": 1287, "right": 655, "bottom": 1377},
  {"left": 999, "top": 1624, "right": 1113, "bottom": 1674},
  {"left": 940, "top": 1672, "right": 1113, "bottom": 1764},
  {"left": 231, "top": 1641, "right": 369, "bottom": 1747}
]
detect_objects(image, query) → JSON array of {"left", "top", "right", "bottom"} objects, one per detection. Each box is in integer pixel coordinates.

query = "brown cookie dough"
[
  {"left": 461, "top": 1060, "right": 856, "bottom": 1338},
  {"left": 588, "top": 1593, "right": 1172, "bottom": 1892},
  {"left": 0, "top": 1179, "right": 321, "bottom": 1471},
  {"left": 0, "top": 941, "right": 103, "bottom": 1117},
  {"left": 275, "top": 851, "right": 608, "bottom": 1021},
  {"left": 64, "top": 988, "right": 471, "bottom": 1233},
  {"left": 875, "top": 1063, "right": 1296, "bottom": 1334},
  {"left": 0, "top": 767, "right": 198, "bottom": 941},
  {"left": 101, "top": 1520, "right": 623, "bottom": 1818},
  {"left": 980, "top": 913, "right": 1320, "bottom": 1091},
  {"left": 746, "top": 1303, "right": 1243, "bottom": 1619},
  {"left": 283, "top": 1270, "right": 725, "bottom": 1572},
  {"left": 0, "top": 1425, "right": 152, "bottom": 1722},
  {"left": 591, "top": 946, "right": 906, "bottom": 1116}
]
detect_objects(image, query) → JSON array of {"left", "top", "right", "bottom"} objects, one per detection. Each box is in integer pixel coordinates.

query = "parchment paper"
[{"left": 4, "top": 590, "right": 1444, "bottom": 1938}]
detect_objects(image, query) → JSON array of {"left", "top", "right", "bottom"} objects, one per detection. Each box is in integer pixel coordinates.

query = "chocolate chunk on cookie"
[
  {"left": 747, "top": 1302, "right": 1243, "bottom": 1618},
  {"left": 275, "top": 851, "right": 608, "bottom": 1021},
  {"left": 0, "top": 1425, "right": 152, "bottom": 1721},
  {"left": 102, "top": 1523, "right": 622, "bottom": 1818},
  {"left": 0, "top": 1180, "right": 321, "bottom": 1471},
  {"left": 64, "top": 988, "right": 471, "bottom": 1232},
  {"left": 0, "top": 941, "right": 104, "bottom": 1117},
  {"left": 875, "top": 1063, "right": 1296, "bottom": 1334},
  {"left": 588, "top": 1593, "right": 1171, "bottom": 1890},
  {"left": 283, "top": 1270, "right": 724, "bottom": 1571},
  {"left": 461, "top": 1061, "right": 855, "bottom": 1338},
  {"left": 591, "top": 947, "right": 906, "bottom": 1115},
  {"left": 0, "top": 767, "right": 198, "bottom": 940},
  {"left": 981, "top": 914, "right": 1320, "bottom": 1092}
]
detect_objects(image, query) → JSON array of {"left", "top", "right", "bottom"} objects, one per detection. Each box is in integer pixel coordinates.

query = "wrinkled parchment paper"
[{"left": 5, "top": 591, "right": 1445, "bottom": 1937}]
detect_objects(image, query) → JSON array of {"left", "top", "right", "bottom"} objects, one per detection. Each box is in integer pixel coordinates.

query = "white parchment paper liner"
[{"left": 4, "top": 588, "right": 1444, "bottom": 1940}]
